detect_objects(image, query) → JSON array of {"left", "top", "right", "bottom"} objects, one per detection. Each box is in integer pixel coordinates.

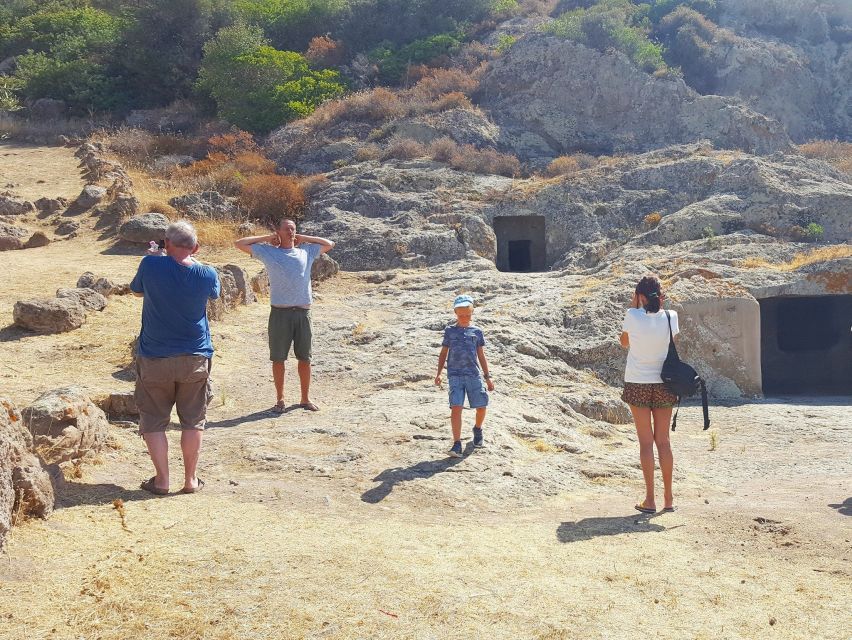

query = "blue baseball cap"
[{"left": 453, "top": 294, "right": 474, "bottom": 308}]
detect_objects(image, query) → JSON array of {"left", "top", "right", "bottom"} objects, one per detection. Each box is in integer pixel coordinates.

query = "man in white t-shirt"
[{"left": 235, "top": 218, "right": 335, "bottom": 413}]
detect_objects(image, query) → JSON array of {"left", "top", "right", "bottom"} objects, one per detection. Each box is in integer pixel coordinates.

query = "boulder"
[
  {"left": 73, "top": 185, "right": 107, "bottom": 211},
  {"left": 55, "top": 220, "right": 80, "bottom": 236},
  {"left": 0, "top": 56, "right": 16, "bottom": 76},
  {"left": 207, "top": 268, "right": 238, "bottom": 321},
  {"left": 106, "top": 193, "right": 140, "bottom": 217},
  {"left": 23, "top": 231, "right": 51, "bottom": 249},
  {"left": 169, "top": 191, "right": 239, "bottom": 220},
  {"left": 1, "top": 397, "right": 56, "bottom": 549},
  {"left": 30, "top": 98, "right": 66, "bottom": 119},
  {"left": 222, "top": 264, "right": 256, "bottom": 305},
  {"left": 56, "top": 287, "right": 108, "bottom": 312},
  {"left": 251, "top": 269, "right": 270, "bottom": 297},
  {"left": 33, "top": 197, "right": 66, "bottom": 214},
  {"left": 76, "top": 273, "right": 128, "bottom": 297},
  {"left": 22, "top": 387, "right": 109, "bottom": 465},
  {"left": 0, "top": 194, "right": 35, "bottom": 216},
  {"left": 13, "top": 298, "right": 86, "bottom": 333},
  {"left": 119, "top": 212, "right": 169, "bottom": 244},
  {"left": 0, "top": 222, "right": 28, "bottom": 251},
  {"left": 312, "top": 253, "right": 340, "bottom": 282}
]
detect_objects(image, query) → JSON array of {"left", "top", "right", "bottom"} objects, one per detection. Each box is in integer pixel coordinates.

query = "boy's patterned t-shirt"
[{"left": 442, "top": 324, "right": 485, "bottom": 377}]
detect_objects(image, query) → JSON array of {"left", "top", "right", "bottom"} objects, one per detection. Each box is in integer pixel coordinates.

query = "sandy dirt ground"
[{"left": 0, "top": 143, "right": 849, "bottom": 639}]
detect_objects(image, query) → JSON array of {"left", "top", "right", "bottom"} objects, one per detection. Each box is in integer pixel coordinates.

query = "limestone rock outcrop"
[
  {"left": 22, "top": 387, "right": 110, "bottom": 465},
  {"left": 1, "top": 398, "right": 56, "bottom": 549},
  {"left": 13, "top": 298, "right": 87, "bottom": 333},
  {"left": 479, "top": 35, "right": 792, "bottom": 158}
]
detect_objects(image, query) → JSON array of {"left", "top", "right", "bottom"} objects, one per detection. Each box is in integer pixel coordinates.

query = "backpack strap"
[{"left": 700, "top": 379, "right": 710, "bottom": 430}]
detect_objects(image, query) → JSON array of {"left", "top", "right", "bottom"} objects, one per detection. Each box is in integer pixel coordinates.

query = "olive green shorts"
[{"left": 268, "top": 307, "right": 312, "bottom": 362}]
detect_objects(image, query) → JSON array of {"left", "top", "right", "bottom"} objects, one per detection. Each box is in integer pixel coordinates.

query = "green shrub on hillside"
[
  {"left": 656, "top": 7, "right": 726, "bottom": 93},
  {"left": 0, "top": 7, "right": 122, "bottom": 59},
  {"left": 371, "top": 32, "right": 464, "bottom": 83},
  {"left": 232, "top": 0, "right": 347, "bottom": 52},
  {"left": 199, "top": 25, "right": 345, "bottom": 133},
  {"left": 646, "top": 0, "right": 717, "bottom": 24},
  {"left": 546, "top": 0, "right": 667, "bottom": 74}
]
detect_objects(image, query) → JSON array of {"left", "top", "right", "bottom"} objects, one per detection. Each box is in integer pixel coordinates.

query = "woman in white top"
[{"left": 619, "top": 275, "right": 679, "bottom": 514}]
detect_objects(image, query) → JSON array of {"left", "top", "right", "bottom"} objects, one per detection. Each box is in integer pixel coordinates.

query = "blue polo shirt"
[{"left": 130, "top": 255, "right": 220, "bottom": 358}]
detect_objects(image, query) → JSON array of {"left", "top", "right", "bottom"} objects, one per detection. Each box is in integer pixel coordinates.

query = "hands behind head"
[{"left": 631, "top": 291, "right": 640, "bottom": 308}]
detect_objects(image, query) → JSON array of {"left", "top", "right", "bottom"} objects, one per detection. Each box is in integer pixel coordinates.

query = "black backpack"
[{"left": 661, "top": 311, "right": 710, "bottom": 431}]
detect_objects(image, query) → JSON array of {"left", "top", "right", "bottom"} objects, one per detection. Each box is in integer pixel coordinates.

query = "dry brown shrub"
[
  {"left": 177, "top": 152, "right": 229, "bottom": 178},
  {"left": 240, "top": 174, "right": 306, "bottom": 221},
  {"left": 428, "top": 136, "right": 459, "bottom": 163},
  {"left": 453, "top": 43, "right": 497, "bottom": 72},
  {"left": 429, "top": 91, "right": 474, "bottom": 112},
  {"left": 381, "top": 137, "right": 427, "bottom": 161},
  {"left": 448, "top": 144, "right": 521, "bottom": 177},
  {"left": 798, "top": 140, "right": 852, "bottom": 175},
  {"left": 299, "top": 174, "right": 330, "bottom": 196},
  {"left": 307, "top": 88, "right": 406, "bottom": 129},
  {"left": 306, "top": 36, "right": 346, "bottom": 67},
  {"left": 147, "top": 201, "right": 178, "bottom": 218},
  {"left": 207, "top": 131, "right": 257, "bottom": 157},
  {"left": 643, "top": 212, "right": 662, "bottom": 228},
  {"left": 409, "top": 67, "right": 480, "bottom": 100},
  {"left": 232, "top": 152, "right": 276, "bottom": 175},
  {"left": 105, "top": 128, "right": 156, "bottom": 163},
  {"left": 354, "top": 144, "right": 382, "bottom": 162},
  {"left": 545, "top": 156, "right": 581, "bottom": 177}
]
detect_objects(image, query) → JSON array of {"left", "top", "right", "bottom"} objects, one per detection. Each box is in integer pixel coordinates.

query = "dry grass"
[
  {"left": 0, "top": 113, "right": 103, "bottom": 141},
  {"left": 739, "top": 245, "right": 852, "bottom": 271},
  {"left": 193, "top": 219, "right": 241, "bottom": 248},
  {"left": 239, "top": 174, "right": 306, "bottom": 222},
  {"left": 382, "top": 137, "right": 427, "bottom": 161},
  {"left": 798, "top": 140, "right": 852, "bottom": 175},
  {"left": 544, "top": 154, "right": 598, "bottom": 177}
]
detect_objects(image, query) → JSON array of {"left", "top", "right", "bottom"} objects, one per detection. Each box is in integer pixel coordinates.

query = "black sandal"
[{"left": 140, "top": 477, "right": 169, "bottom": 496}]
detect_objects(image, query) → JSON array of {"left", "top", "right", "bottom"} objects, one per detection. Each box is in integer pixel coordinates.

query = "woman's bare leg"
[
  {"left": 630, "top": 405, "right": 655, "bottom": 509},
  {"left": 652, "top": 407, "right": 674, "bottom": 509}
]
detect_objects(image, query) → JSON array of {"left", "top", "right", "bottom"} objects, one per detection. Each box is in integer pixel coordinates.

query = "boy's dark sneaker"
[
  {"left": 473, "top": 427, "right": 484, "bottom": 448},
  {"left": 449, "top": 440, "right": 463, "bottom": 458}
]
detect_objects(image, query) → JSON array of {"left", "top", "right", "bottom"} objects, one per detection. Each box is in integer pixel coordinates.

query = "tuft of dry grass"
[
  {"left": 240, "top": 174, "right": 306, "bottom": 222},
  {"left": 739, "top": 246, "right": 852, "bottom": 271},
  {"left": 544, "top": 154, "right": 598, "bottom": 177},
  {"left": 193, "top": 219, "right": 241, "bottom": 248},
  {"left": 798, "top": 140, "right": 852, "bottom": 176},
  {"left": 0, "top": 113, "right": 102, "bottom": 141},
  {"left": 382, "top": 137, "right": 427, "bottom": 161}
]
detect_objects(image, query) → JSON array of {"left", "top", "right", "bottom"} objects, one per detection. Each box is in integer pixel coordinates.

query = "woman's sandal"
[{"left": 140, "top": 477, "right": 169, "bottom": 496}]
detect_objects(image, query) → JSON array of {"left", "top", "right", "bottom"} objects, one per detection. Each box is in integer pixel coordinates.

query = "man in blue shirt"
[
  {"left": 434, "top": 294, "right": 495, "bottom": 458},
  {"left": 130, "top": 220, "right": 220, "bottom": 495}
]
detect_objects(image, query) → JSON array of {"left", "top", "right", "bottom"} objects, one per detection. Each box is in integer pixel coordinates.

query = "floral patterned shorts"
[{"left": 621, "top": 382, "right": 678, "bottom": 409}]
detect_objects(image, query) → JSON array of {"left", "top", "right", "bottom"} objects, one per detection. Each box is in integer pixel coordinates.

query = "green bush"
[
  {"left": 546, "top": 0, "right": 668, "bottom": 74},
  {"left": 656, "top": 7, "right": 724, "bottom": 93},
  {"left": 14, "top": 52, "right": 128, "bottom": 113},
  {"left": 235, "top": 0, "right": 347, "bottom": 52},
  {"left": 199, "top": 25, "right": 345, "bottom": 133},
  {"left": 646, "top": 0, "right": 717, "bottom": 24},
  {"left": 0, "top": 6, "right": 121, "bottom": 59},
  {"left": 371, "top": 32, "right": 464, "bottom": 83},
  {"left": 803, "top": 222, "right": 825, "bottom": 241}
]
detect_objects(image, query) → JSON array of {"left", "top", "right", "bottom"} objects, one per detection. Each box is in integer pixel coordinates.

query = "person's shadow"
[
  {"left": 828, "top": 498, "right": 852, "bottom": 516},
  {"left": 205, "top": 407, "right": 296, "bottom": 429},
  {"left": 557, "top": 512, "right": 667, "bottom": 543},
  {"left": 361, "top": 443, "right": 474, "bottom": 503},
  {"left": 56, "top": 481, "right": 162, "bottom": 508}
]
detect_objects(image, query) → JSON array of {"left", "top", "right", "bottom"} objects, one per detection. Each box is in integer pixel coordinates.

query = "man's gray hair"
[{"left": 165, "top": 220, "right": 198, "bottom": 249}]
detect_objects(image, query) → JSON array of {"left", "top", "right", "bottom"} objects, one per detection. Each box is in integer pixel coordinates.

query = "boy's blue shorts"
[{"left": 448, "top": 375, "right": 489, "bottom": 409}]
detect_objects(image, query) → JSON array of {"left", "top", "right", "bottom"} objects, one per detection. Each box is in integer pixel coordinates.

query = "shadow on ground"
[
  {"left": 828, "top": 498, "right": 851, "bottom": 516},
  {"left": 361, "top": 444, "right": 475, "bottom": 503},
  {"left": 557, "top": 513, "right": 667, "bottom": 543},
  {"left": 57, "top": 481, "right": 162, "bottom": 508}
]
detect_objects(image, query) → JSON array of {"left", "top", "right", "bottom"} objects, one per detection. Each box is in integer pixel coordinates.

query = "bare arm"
[
  {"left": 476, "top": 346, "right": 495, "bottom": 391},
  {"left": 296, "top": 233, "right": 335, "bottom": 254},
  {"left": 234, "top": 233, "right": 279, "bottom": 255},
  {"left": 435, "top": 346, "right": 449, "bottom": 386},
  {"left": 619, "top": 331, "right": 629, "bottom": 348}
]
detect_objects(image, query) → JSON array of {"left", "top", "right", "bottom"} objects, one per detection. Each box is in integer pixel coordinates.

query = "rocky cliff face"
[{"left": 478, "top": 35, "right": 792, "bottom": 158}]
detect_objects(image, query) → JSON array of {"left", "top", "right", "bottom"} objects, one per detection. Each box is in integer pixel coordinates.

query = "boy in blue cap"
[{"left": 435, "top": 294, "right": 495, "bottom": 457}]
